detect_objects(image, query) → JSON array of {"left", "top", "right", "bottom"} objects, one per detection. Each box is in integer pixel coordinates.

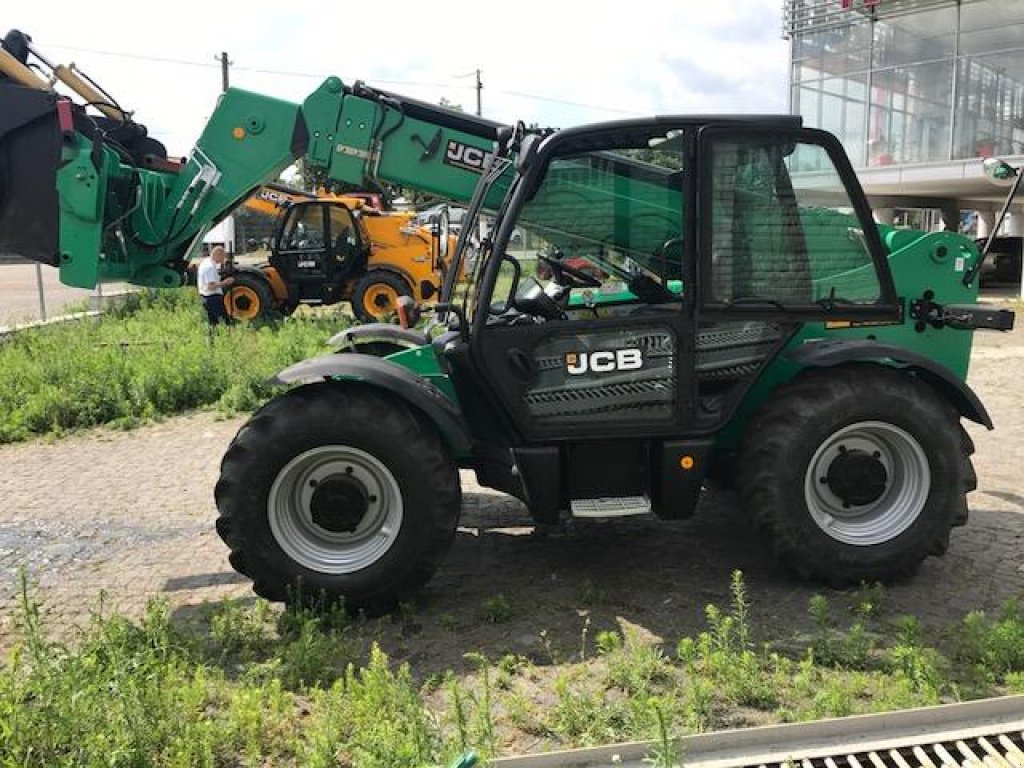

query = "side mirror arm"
[{"left": 434, "top": 302, "right": 469, "bottom": 341}]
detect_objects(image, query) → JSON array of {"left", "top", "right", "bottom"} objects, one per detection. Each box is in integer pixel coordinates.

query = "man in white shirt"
[{"left": 196, "top": 245, "right": 234, "bottom": 325}]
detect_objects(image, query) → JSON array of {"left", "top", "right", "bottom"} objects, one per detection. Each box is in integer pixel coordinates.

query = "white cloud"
[{"left": 7, "top": 0, "right": 790, "bottom": 150}]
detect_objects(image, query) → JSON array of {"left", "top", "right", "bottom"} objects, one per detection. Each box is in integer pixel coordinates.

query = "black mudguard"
[
  {"left": 327, "top": 323, "right": 430, "bottom": 352},
  {"left": 270, "top": 353, "right": 472, "bottom": 456},
  {"left": 787, "top": 339, "right": 993, "bottom": 429}
]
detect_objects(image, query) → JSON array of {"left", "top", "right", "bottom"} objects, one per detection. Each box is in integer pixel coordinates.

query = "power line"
[
  {"left": 42, "top": 43, "right": 636, "bottom": 116},
  {"left": 44, "top": 44, "right": 468, "bottom": 87},
  {"left": 44, "top": 43, "right": 217, "bottom": 69},
  {"left": 232, "top": 65, "right": 459, "bottom": 89},
  {"left": 493, "top": 88, "right": 643, "bottom": 116}
]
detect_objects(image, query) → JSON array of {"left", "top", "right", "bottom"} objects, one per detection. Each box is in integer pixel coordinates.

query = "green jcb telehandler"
[
  {"left": 0, "top": 29, "right": 1015, "bottom": 613},
  {"left": 214, "top": 123, "right": 1016, "bottom": 614}
]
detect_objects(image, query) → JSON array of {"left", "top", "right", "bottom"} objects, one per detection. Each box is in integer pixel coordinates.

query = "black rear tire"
[
  {"left": 737, "top": 365, "right": 969, "bottom": 588},
  {"left": 214, "top": 382, "right": 461, "bottom": 613},
  {"left": 224, "top": 271, "right": 278, "bottom": 323},
  {"left": 351, "top": 270, "right": 412, "bottom": 323}
]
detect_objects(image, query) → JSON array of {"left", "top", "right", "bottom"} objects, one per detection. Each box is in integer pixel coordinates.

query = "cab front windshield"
[
  {"left": 464, "top": 128, "right": 687, "bottom": 320},
  {"left": 442, "top": 152, "right": 516, "bottom": 308}
]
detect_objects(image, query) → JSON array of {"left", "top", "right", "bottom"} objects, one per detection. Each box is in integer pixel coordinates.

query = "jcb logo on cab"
[{"left": 566, "top": 349, "right": 643, "bottom": 375}]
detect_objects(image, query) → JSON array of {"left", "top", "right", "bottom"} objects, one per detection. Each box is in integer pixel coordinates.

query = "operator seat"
[{"left": 331, "top": 227, "right": 362, "bottom": 278}]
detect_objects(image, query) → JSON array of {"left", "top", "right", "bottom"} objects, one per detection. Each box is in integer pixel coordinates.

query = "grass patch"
[
  {"left": 0, "top": 288, "right": 347, "bottom": 443},
  {"left": 3, "top": 572, "right": 1023, "bottom": 764}
]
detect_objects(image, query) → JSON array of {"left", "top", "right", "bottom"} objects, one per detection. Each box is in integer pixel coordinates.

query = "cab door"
[
  {"left": 695, "top": 125, "right": 898, "bottom": 320},
  {"left": 688, "top": 125, "right": 901, "bottom": 431},
  {"left": 274, "top": 203, "right": 329, "bottom": 300},
  {"left": 464, "top": 123, "right": 697, "bottom": 445}
]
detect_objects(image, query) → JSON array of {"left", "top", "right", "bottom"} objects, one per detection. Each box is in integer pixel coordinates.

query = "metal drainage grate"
[
  {"left": 492, "top": 696, "right": 1024, "bottom": 768},
  {"left": 750, "top": 730, "right": 1024, "bottom": 768}
]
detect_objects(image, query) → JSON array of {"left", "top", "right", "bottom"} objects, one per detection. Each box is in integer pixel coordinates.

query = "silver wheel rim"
[
  {"left": 268, "top": 445, "right": 403, "bottom": 574},
  {"left": 804, "top": 421, "right": 930, "bottom": 546}
]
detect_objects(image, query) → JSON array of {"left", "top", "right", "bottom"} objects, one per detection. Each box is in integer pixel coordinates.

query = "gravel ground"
[{"left": 0, "top": 314, "right": 1022, "bottom": 664}]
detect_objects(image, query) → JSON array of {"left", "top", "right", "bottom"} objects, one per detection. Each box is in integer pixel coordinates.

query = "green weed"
[
  {"left": 3, "top": 572, "right": 1021, "bottom": 765},
  {"left": 0, "top": 288, "right": 345, "bottom": 443},
  {"left": 603, "top": 626, "right": 671, "bottom": 697},
  {"left": 480, "top": 594, "right": 513, "bottom": 624},
  {"left": 645, "top": 698, "right": 682, "bottom": 768},
  {"left": 853, "top": 581, "right": 887, "bottom": 620},
  {"left": 955, "top": 601, "right": 1024, "bottom": 681}
]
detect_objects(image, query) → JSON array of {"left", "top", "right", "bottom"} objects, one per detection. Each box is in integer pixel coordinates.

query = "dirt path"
[{"left": 1, "top": 322, "right": 1023, "bottom": 668}]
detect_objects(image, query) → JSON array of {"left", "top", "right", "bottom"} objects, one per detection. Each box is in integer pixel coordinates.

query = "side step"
[{"left": 570, "top": 496, "right": 651, "bottom": 518}]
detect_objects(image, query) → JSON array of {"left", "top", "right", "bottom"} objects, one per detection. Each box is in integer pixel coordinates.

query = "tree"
[
  {"left": 439, "top": 97, "right": 464, "bottom": 113},
  {"left": 294, "top": 157, "right": 328, "bottom": 193}
]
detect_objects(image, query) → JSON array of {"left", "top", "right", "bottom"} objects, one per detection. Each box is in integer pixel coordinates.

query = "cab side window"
[
  {"left": 282, "top": 206, "right": 326, "bottom": 251},
  {"left": 708, "top": 136, "right": 882, "bottom": 307}
]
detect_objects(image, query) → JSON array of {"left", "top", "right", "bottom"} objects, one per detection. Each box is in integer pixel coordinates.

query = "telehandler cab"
[{"left": 0, "top": 29, "right": 1015, "bottom": 612}]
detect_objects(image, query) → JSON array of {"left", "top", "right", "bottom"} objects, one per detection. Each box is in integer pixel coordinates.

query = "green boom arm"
[
  {"left": 1, "top": 62, "right": 506, "bottom": 288},
  {"left": 61, "top": 79, "right": 505, "bottom": 288}
]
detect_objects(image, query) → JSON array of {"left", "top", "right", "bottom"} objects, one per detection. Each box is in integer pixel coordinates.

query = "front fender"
[
  {"left": 327, "top": 323, "right": 430, "bottom": 351},
  {"left": 270, "top": 354, "right": 472, "bottom": 456},
  {"left": 787, "top": 339, "right": 993, "bottom": 429}
]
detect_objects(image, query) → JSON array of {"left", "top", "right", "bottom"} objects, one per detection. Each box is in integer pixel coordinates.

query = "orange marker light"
[
  {"left": 232, "top": 126, "right": 246, "bottom": 140},
  {"left": 680, "top": 456, "right": 695, "bottom": 470}
]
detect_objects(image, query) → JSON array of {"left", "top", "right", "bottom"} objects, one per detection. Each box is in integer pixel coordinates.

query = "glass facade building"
[{"left": 785, "top": 0, "right": 1024, "bottom": 169}]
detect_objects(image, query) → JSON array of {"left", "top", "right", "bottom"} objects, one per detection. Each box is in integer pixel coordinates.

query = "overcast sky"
[{"left": 7, "top": 1, "right": 791, "bottom": 153}]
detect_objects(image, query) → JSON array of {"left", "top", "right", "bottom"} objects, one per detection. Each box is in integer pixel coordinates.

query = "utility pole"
[
  {"left": 216, "top": 51, "right": 231, "bottom": 92},
  {"left": 475, "top": 68, "right": 482, "bottom": 117}
]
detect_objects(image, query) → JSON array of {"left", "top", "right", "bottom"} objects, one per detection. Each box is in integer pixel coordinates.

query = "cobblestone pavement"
[{"left": 1, "top": 321, "right": 1023, "bottom": 653}]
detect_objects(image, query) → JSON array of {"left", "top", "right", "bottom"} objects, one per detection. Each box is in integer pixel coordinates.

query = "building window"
[{"left": 786, "top": 0, "right": 1024, "bottom": 167}]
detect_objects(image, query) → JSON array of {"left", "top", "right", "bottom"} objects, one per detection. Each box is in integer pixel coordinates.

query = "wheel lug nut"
[
  {"left": 345, "top": 466, "right": 354, "bottom": 474},
  {"left": 309, "top": 479, "right": 317, "bottom": 488},
  {"left": 368, "top": 495, "right": 378, "bottom": 503},
  {"left": 872, "top": 451, "right": 881, "bottom": 458}
]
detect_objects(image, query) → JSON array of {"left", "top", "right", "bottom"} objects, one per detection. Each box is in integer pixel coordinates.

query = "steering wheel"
[
  {"left": 513, "top": 276, "right": 566, "bottom": 321},
  {"left": 537, "top": 253, "right": 602, "bottom": 289}
]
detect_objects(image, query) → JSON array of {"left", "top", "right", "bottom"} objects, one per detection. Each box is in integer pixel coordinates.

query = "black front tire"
[
  {"left": 737, "top": 365, "right": 969, "bottom": 588},
  {"left": 224, "top": 272, "right": 278, "bottom": 323},
  {"left": 214, "top": 382, "right": 461, "bottom": 613},
  {"left": 351, "top": 270, "right": 412, "bottom": 323}
]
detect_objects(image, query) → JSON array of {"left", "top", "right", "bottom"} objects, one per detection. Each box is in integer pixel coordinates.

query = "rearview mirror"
[
  {"left": 967, "top": 157, "right": 1024, "bottom": 285},
  {"left": 489, "top": 254, "right": 521, "bottom": 315},
  {"left": 433, "top": 206, "right": 451, "bottom": 269},
  {"left": 982, "top": 157, "right": 1018, "bottom": 185}
]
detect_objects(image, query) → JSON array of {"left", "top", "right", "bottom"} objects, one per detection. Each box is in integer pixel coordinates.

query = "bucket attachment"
[{"left": 0, "top": 81, "right": 61, "bottom": 266}]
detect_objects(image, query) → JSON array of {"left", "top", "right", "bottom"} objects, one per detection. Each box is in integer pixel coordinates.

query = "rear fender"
[
  {"left": 257, "top": 265, "right": 289, "bottom": 303},
  {"left": 787, "top": 339, "right": 993, "bottom": 429},
  {"left": 270, "top": 354, "right": 471, "bottom": 456}
]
